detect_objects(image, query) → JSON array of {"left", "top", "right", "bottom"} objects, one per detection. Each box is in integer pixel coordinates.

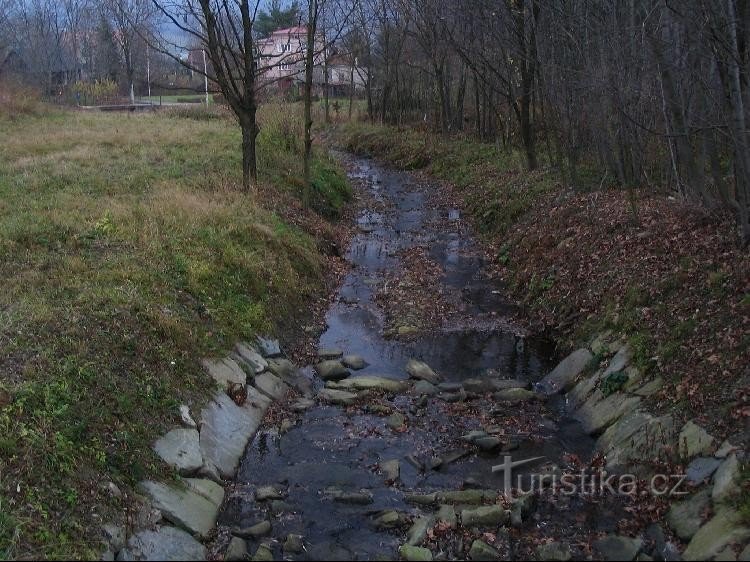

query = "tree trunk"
[
  {"left": 303, "top": 0, "right": 318, "bottom": 206},
  {"left": 240, "top": 117, "right": 258, "bottom": 192}
]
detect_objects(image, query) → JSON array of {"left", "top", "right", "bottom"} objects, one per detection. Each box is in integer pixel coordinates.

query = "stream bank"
[{"left": 104, "top": 155, "right": 748, "bottom": 561}]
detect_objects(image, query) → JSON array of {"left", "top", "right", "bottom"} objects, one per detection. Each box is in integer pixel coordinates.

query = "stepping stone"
[
  {"left": 406, "top": 360, "right": 441, "bottom": 384},
  {"left": 153, "top": 429, "right": 203, "bottom": 475},
  {"left": 469, "top": 539, "right": 502, "bottom": 561},
  {"left": 329, "top": 375, "right": 408, "bottom": 393},
  {"left": 381, "top": 459, "right": 400, "bottom": 482},
  {"left": 202, "top": 358, "right": 246, "bottom": 389},
  {"left": 233, "top": 520, "right": 271, "bottom": 538},
  {"left": 342, "top": 355, "right": 367, "bottom": 370},
  {"left": 318, "top": 388, "right": 358, "bottom": 406},
  {"left": 461, "top": 505, "right": 509, "bottom": 527},
  {"left": 399, "top": 545, "right": 433, "bottom": 561},
  {"left": 407, "top": 515, "right": 434, "bottom": 546},
  {"left": 315, "top": 360, "right": 351, "bottom": 381},
  {"left": 284, "top": 534, "right": 304, "bottom": 554},
  {"left": 255, "top": 485, "right": 284, "bottom": 501},
  {"left": 225, "top": 537, "right": 247, "bottom": 561},
  {"left": 413, "top": 380, "right": 438, "bottom": 395},
  {"left": 123, "top": 526, "right": 206, "bottom": 561},
  {"left": 138, "top": 479, "right": 223, "bottom": 538}
]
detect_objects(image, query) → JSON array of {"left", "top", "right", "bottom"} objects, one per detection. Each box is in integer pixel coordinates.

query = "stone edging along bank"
[
  {"left": 100, "top": 337, "right": 313, "bottom": 561},
  {"left": 536, "top": 331, "right": 748, "bottom": 561},
  {"left": 98, "top": 331, "right": 748, "bottom": 561}
]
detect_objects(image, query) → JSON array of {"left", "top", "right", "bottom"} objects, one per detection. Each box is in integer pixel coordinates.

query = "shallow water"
[{"left": 219, "top": 156, "right": 611, "bottom": 560}]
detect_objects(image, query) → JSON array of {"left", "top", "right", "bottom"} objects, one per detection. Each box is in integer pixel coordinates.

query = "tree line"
[
  {"left": 347, "top": 0, "right": 750, "bottom": 244},
  {"left": 2, "top": 0, "right": 749, "bottom": 244}
]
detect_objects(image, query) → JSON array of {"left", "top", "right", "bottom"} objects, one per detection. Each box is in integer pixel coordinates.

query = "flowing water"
[{"left": 219, "top": 156, "right": 624, "bottom": 560}]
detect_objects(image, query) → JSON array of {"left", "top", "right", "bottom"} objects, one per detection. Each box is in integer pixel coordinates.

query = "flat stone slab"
[
  {"left": 234, "top": 342, "right": 268, "bottom": 374},
  {"left": 123, "top": 526, "right": 206, "bottom": 561},
  {"left": 253, "top": 372, "right": 288, "bottom": 400},
  {"left": 202, "top": 358, "right": 246, "bottom": 389},
  {"left": 328, "top": 375, "right": 408, "bottom": 393},
  {"left": 317, "top": 388, "right": 358, "bottom": 406},
  {"left": 153, "top": 428, "right": 203, "bottom": 475},
  {"left": 138, "top": 479, "right": 223, "bottom": 538},
  {"left": 537, "top": 348, "right": 593, "bottom": 395},
  {"left": 200, "top": 391, "right": 267, "bottom": 479}
]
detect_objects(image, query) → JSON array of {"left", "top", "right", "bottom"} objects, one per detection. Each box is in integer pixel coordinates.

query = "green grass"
[
  {"left": 0, "top": 103, "right": 348, "bottom": 558},
  {"left": 339, "top": 122, "right": 556, "bottom": 235}
]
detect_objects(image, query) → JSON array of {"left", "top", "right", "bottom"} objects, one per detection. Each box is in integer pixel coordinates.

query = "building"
[
  {"left": 256, "top": 26, "right": 324, "bottom": 91},
  {"left": 326, "top": 53, "right": 368, "bottom": 96}
]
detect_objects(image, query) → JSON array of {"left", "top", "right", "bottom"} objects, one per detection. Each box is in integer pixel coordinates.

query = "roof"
[{"left": 271, "top": 26, "right": 307, "bottom": 36}]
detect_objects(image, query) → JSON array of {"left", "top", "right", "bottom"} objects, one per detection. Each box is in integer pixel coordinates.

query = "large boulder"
[{"left": 536, "top": 349, "right": 593, "bottom": 395}]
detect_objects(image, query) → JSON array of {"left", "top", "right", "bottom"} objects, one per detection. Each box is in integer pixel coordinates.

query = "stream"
[{"left": 218, "top": 156, "right": 628, "bottom": 560}]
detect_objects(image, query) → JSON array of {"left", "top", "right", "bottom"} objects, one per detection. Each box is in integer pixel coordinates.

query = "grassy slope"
[
  {"left": 0, "top": 104, "right": 350, "bottom": 558},
  {"left": 340, "top": 122, "right": 750, "bottom": 441}
]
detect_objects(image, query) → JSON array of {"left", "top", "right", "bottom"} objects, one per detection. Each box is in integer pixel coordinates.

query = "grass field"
[{"left": 0, "top": 102, "right": 350, "bottom": 558}]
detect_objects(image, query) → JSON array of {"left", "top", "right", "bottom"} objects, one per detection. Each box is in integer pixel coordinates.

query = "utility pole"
[
  {"left": 202, "top": 49, "right": 209, "bottom": 105},
  {"left": 147, "top": 46, "right": 152, "bottom": 99}
]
